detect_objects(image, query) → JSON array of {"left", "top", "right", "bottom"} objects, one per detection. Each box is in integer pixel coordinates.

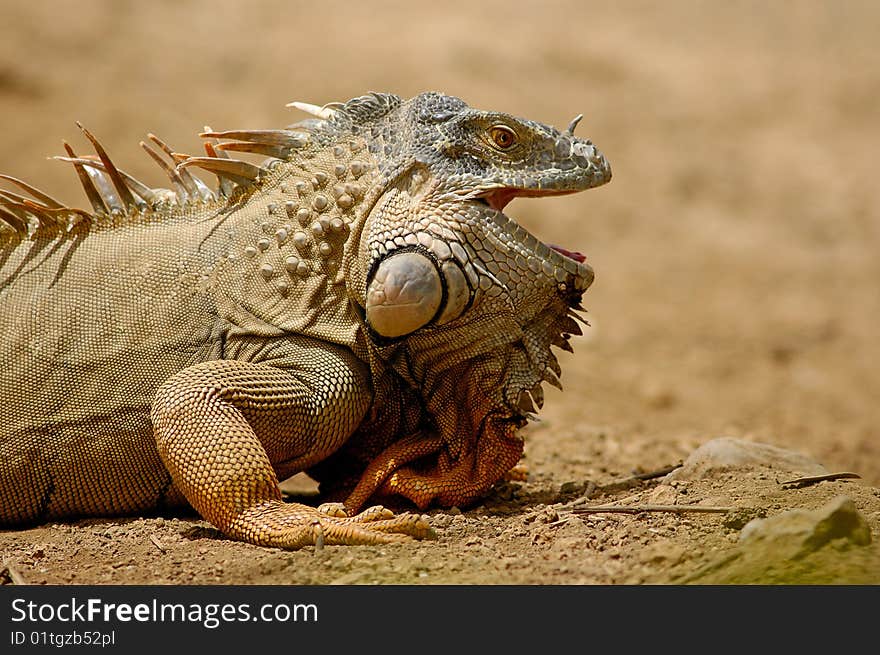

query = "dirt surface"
[{"left": 1, "top": 0, "right": 879, "bottom": 585}]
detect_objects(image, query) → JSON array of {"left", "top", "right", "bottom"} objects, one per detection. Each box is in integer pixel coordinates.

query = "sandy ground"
[{"left": 1, "top": 0, "right": 878, "bottom": 584}]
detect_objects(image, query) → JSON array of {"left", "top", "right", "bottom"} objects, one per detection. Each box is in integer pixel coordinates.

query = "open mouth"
[{"left": 478, "top": 188, "right": 590, "bottom": 268}]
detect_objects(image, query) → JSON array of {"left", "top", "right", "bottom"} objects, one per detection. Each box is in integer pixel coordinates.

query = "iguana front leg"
[{"left": 150, "top": 341, "right": 432, "bottom": 547}]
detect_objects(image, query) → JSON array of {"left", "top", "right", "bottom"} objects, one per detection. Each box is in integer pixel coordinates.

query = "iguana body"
[{"left": 0, "top": 92, "right": 611, "bottom": 548}]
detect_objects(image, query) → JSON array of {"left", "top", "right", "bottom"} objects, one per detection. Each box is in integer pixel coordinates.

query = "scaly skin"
[{"left": 0, "top": 92, "right": 610, "bottom": 548}]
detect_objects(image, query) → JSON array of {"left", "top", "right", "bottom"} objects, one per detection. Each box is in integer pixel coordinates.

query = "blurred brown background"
[{"left": 2, "top": 0, "right": 877, "bottom": 484}]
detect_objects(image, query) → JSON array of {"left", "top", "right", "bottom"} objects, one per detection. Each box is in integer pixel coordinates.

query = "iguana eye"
[{"left": 489, "top": 125, "right": 517, "bottom": 150}]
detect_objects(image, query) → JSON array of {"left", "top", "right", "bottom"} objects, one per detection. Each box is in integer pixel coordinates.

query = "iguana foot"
[
  {"left": 227, "top": 500, "right": 435, "bottom": 549},
  {"left": 344, "top": 417, "right": 524, "bottom": 512}
]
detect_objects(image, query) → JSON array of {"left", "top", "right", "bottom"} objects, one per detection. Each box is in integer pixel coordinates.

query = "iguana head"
[
  {"left": 406, "top": 91, "right": 610, "bottom": 205},
  {"left": 323, "top": 92, "right": 612, "bottom": 424}
]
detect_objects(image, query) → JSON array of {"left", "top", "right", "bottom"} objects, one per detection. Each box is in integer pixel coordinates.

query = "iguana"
[{"left": 0, "top": 92, "right": 611, "bottom": 548}]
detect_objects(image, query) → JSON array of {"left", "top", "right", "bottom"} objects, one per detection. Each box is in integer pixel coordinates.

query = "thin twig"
[
  {"left": 780, "top": 472, "right": 861, "bottom": 489},
  {"left": 593, "top": 463, "right": 682, "bottom": 495},
  {"left": 547, "top": 517, "right": 571, "bottom": 528},
  {"left": 632, "top": 463, "right": 682, "bottom": 481},
  {"left": 148, "top": 534, "right": 167, "bottom": 554},
  {"left": 572, "top": 504, "right": 733, "bottom": 515}
]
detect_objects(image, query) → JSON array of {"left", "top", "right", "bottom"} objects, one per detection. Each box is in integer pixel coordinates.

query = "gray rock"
[
  {"left": 680, "top": 496, "right": 878, "bottom": 584},
  {"left": 739, "top": 495, "right": 871, "bottom": 557},
  {"left": 666, "top": 436, "right": 827, "bottom": 481}
]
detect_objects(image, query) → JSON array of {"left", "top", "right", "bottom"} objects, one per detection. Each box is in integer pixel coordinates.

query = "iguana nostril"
[{"left": 554, "top": 138, "right": 571, "bottom": 158}]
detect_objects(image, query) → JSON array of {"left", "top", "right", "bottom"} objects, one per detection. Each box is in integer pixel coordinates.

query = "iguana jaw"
[
  {"left": 476, "top": 188, "right": 594, "bottom": 298},
  {"left": 479, "top": 187, "right": 588, "bottom": 266}
]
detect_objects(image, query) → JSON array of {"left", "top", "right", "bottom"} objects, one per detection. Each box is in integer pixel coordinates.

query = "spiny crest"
[
  {"left": 289, "top": 93, "right": 403, "bottom": 132},
  {"left": 0, "top": 97, "right": 359, "bottom": 245},
  {"left": 0, "top": 173, "right": 88, "bottom": 241},
  {"left": 337, "top": 92, "right": 403, "bottom": 124}
]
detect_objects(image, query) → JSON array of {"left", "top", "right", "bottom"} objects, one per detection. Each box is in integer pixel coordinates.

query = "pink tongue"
[{"left": 549, "top": 244, "right": 587, "bottom": 263}]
